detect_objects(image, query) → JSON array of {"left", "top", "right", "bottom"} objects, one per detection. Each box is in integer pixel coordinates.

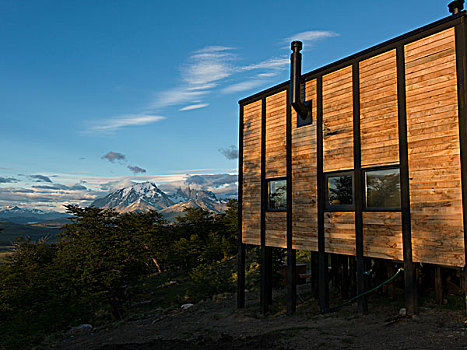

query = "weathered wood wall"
[
  {"left": 241, "top": 23, "right": 466, "bottom": 268},
  {"left": 265, "top": 212, "right": 287, "bottom": 248},
  {"left": 360, "top": 50, "right": 399, "bottom": 167},
  {"left": 322, "top": 66, "right": 354, "bottom": 172},
  {"left": 292, "top": 80, "right": 318, "bottom": 251},
  {"left": 242, "top": 100, "right": 262, "bottom": 245},
  {"left": 324, "top": 212, "right": 356, "bottom": 256},
  {"left": 322, "top": 66, "right": 356, "bottom": 255},
  {"left": 264, "top": 91, "right": 288, "bottom": 247},
  {"left": 363, "top": 212, "right": 403, "bottom": 261},
  {"left": 405, "top": 28, "right": 465, "bottom": 267},
  {"left": 359, "top": 50, "right": 403, "bottom": 261},
  {"left": 265, "top": 92, "right": 287, "bottom": 179}
]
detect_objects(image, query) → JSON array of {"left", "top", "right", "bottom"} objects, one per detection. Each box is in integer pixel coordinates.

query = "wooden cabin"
[{"left": 237, "top": 3, "right": 467, "bottom": 314}]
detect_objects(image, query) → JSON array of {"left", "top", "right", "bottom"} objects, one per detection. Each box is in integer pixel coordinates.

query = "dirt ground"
[{"left": 49, "top": 287, "right": 467, "bottom": 350}]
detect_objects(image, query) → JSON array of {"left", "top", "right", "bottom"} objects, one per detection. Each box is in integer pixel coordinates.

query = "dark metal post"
[
  {"left": 341, "top": 255, "right": 349, "bottom": 299},
  {"left": 353, "top": 63, "right": 368, "bottom": 314},
  {"left": 317, "top": 75, "right": 330, "bottom": 313},
  {"left": 260, "top": 98, "right": 272, "bottom": 314},
  {"left": 455, "top": 17, "right": 467, "bottom": 315},
  {"left": 311, "top": 252, "right": 319, "bottom": 298},
  {"left": 397, "top": 46, "right": 418, "bottom": 315},
  {"left": 237, "top": 105, "right": 246, "bottom": 309},
  {"left": 286, "top": 87, "right": 296, "bottom": 314}
]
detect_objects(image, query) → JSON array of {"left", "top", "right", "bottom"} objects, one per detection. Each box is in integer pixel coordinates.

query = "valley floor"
[{"left": 48, "top": 287, "right": 467, "bottom": 350}]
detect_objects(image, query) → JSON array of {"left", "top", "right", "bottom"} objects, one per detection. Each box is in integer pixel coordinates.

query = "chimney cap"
[
  {"left": 291, "top": 41, "right": 302, "bottom": 51},
  {"left": 448, "top": 0, "right": 464, "bottom": 14}
]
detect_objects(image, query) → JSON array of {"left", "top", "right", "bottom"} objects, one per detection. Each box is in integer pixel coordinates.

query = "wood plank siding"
[
  {"left": 359, "top": 50, "right": 399, "bottom": 167},
  {"left": 322, "top": 66, "right": 354, "bottom": 172},
  {"left": 241, "top": 19, "right": 466, "bottom": 268},
  {"left": 324, "top": 212, "right": 356, "bottom": 255},
  {"left": 405, "top": 28, "right": 465, "bottom": 267},
  {"left": 292, "top": 79, "right": 318, "bottom": 251},
  {"left": 363, "top": 212, "right": 403, "bottom": 261},
  {"left": 265, "top": 91, "right": 288, "bottom": 247},
  {"left": 265, "top": 212, "right": 287, "bottom": 248},
  {"left": 242, "top": 100, "right": 262, "bottom": 245},
  {"left": 265, "top": 91, "right": 287, "bottom": 178}
]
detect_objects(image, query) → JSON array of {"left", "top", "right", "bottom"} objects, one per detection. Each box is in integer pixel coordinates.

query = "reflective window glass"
[
  {"left": 365, "top": 168, "right": 401, "bottom": 208},
  {"left": 327, "top": 174, "right": 353, "bottom": 207},
  {"left": 268, "top": 179, "right": 287, "bottom": 210}
]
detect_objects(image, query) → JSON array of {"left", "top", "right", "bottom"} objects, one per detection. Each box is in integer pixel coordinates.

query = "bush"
[{"left": 186, "top": 261, "right": 236, "bottom": 302}]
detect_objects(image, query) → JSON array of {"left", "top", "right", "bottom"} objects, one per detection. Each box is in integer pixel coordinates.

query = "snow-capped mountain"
[
  {"left": 0, "top": 206, "right": 70, "bottom": 224},
  {"left": 91, "top": 182, "right": 227, "bottom": 219},
  {"left": 91, "top": 182, "right": 173, "bottom": 213}
]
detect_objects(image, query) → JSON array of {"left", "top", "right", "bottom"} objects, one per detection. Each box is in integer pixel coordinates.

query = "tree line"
[{"left": 0, "top": 200, "right": 240, "bottom": 349}]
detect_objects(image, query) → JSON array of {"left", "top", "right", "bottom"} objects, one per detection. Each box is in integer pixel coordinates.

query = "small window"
[
  {"left": 365, "top": 168, "right": 401, "bottom": 209},
  {"left": 325, "top": 172, "right": 354, "bottom": 210},
  {"left": 267, "top": 179, "right": 287, "bottom": 211}
]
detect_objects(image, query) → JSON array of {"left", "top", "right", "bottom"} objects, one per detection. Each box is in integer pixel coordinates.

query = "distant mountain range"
[
  {"left": 91, "top": 182, "right": 227, "bottom": 221},
  {"left": 0, "top": 206, "right": 70, "bottom": 224},
  {"left": 0, "top": 176, "right": 237, "bottom": 227}
]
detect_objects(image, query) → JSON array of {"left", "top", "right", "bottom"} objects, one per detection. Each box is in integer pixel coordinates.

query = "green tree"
[{"left": 56, "top": 205, "right": 158, "bottom": 319}]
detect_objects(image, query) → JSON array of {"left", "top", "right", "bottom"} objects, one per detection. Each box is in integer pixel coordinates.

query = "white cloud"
[
  {"left": 285, "top": 30, "right": 339, "bottom": 45},
  {"left": 151, "top": 32, "right": 338, "bottom": 109},
  {"left": 257, "top": 72, "right": 278, "bottom": 78},
  {"left": 194, "top": 46, "right": 233, "bottom": 54},
  {"left": 241, "top": 57, "right": 289, "bottom": 71},
  {"left": 90, "top": 114, "right": 165, "bottom": 133},
  {"left": 178, "top": 103, "right": 209, "bottom": 112},
  {"left": 151, "top": 88, "right": 207, "bottom": 109},
  {"left": 222, "top": 80, "right": 266, "bottom": 94}
]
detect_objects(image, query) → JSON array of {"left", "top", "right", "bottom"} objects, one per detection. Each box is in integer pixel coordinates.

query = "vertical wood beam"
[
  {"left": 353, "top": 63, "right": 368, "bottom": 314},
  {"left": 396, "top": 46, "right": 417, "bottom": 315},
  {"left": 237, "top": 104, "right": 245, "bottom": 309},
  {"left": 435, "top": 266, "right": 443, "bottom": 304},
  {"left": 286, "top": 87, "right": 296, "bottom": 314},
  {"left": 317, "top": 75, "right": 330, "bottom": 313},
  {"left": 341, "top": 255, "right": 349, "bottom": 299},
  {"left": 455, "top": 17, "right": 467, "bottom": 316},
  {"left": 260, "top": 98, "right": 272, "bottom": 314},
  {"left": 311, "top": 252, "right": 319, "bottom": 299}
]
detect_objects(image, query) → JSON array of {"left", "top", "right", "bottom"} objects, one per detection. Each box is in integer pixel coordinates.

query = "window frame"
[
  {"left": 266, "top": 177, "right": 287, "bottom": 212},
  {"left": 363, "top": 165, "right": 402, "bottom": 212},
  {"left": 324, "top": 170, "right": 355, "bottom": 212}
]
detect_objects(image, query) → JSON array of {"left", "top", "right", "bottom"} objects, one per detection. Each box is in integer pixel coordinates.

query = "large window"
[
  {"left": 364, "top": 168, "right": 401, "bottom": 210},
  {"left": 325, "top": 172, "right": 354, "bottom": 210},
  {"left": 267, "top": 179, "right": 287, "bottom": 211}
]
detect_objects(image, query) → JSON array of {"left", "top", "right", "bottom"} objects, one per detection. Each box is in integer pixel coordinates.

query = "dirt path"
[{"left": 50, "top": 290, "right": 467, "bottom": 350}]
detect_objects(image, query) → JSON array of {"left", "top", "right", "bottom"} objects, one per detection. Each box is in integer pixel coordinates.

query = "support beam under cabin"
[
  {"left": 396, "top": 45, "right": 417, "bottom": 315},
  {"left": 237, "top": 103, "right": 245, "bottom": 309}
]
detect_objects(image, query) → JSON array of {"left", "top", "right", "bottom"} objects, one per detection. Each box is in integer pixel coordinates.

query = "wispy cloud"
[
  {"left": 241, "top": 57, "right": 289, "bottom": 71},
  {"left": 178, "top": 103, "right": 209, "bottom": 112},
  {"left": 151, "top": 46, "right": 235, "bottom": 110},
  {"left": 285, "top": 30, "right": 339, "bottom": 47},
  {"left": 107, "top": 33, "right": 338, "bottom": 127},
  {"left": 90, "top": 114, "right": 165, "bottom": 133},
  {"left": 152, "top": 88, "right": 208, "bottom": 109},
  {"left": 222, "top": 80, "right": 266, "bottom": 94}
]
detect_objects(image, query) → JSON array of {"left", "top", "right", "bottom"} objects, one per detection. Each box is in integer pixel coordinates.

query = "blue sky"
[{"left": 0, "top": 0, "right": 454, "bottom": 211}]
